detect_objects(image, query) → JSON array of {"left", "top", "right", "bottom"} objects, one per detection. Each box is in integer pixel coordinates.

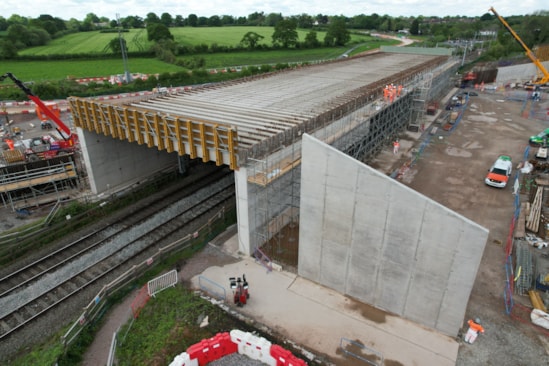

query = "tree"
[
  {"left": 240, "top": 31, "right": 264, "bottom": 49},
  {"left": 174, "top": 15, "right": 184, "bottom": 27},
  {"left": 324, "top": 17, "right": 350, "bottom": 46},
  {"left": 108, "top": 37, "right": 125, "bottom": 53},
  {"left": 295, "top": 14, "right": 314, "bottom": 29},
  {"left": 84, "top": 13, "right": 100, "bottom": 24},
  {"left": 187, "top": 14, "right": 198, "bottom": 27},
  {"left": 265, "top": 13, "right": 283, "bottom": 26},
  {"left": 7, "top": 24, "right": 33, "bottom": 47},
  {"left": 315, "top": 14, "right": 329, "bottom": 25},
  {"left": 160, "top": 13, "right": 173, "bottom": 27},
  {"left": 208, "top": 15, "right": 222, "bottom": 27},
  {"left": 480, "top": 13, "right": 493, "bottom": 22},
  {"left": 272, "top": 19, "right": 298, "bottom": 48},
  {"left": 247, "top": 12, "right": 265, "bottom": 26},
  {"left": 410, "top": 18, "right": 420, "bottom": 35},
  {"left": 221, "top": 15, "right": 235, "bottom": 26},
  {"left": 0, "top": 16, "right": 8, "bottom": 31},
  {"left": 147, "top": 23, "right": 174, "bottom": 42},
  {"left": 198, "top": 17, "right": 208, "bottom": 26},
  {"left": 303, "top": 30, "right": 320, "bottom": 48},
  {"left": 0, "top": 39, "right": 18, "bottom": 59},
  {"left": 146, "top": 12, "right": 160, "bottom": 25}
]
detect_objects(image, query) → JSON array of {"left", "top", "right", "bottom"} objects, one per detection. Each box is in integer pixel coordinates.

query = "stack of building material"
[
  {"left": 526, "top": 187, "right": 543, "bottom": 233},
  {"left": 529, "top": 289, "right": 548, "bottom": 312},
  {"left": 514, "top": 202, "right": 527, "bottom": 238}
]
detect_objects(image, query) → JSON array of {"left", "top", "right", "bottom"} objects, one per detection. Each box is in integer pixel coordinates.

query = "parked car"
[
  {"left": 529, "top": 128, "right": 549, "bottom": 147},
  {"left": 485, "top": 155, "right": 512, "bottom": 188}
]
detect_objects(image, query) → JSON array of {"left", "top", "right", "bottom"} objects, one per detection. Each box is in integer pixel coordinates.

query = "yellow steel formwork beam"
[
  {"left": 175, "top": 117, "right": 185, "bottom": 156},
  {"left": 199, "top": 123, "right": 209, "bottom": 163},
  {"left": 68, "top": 97, "right": 239, "bottom": 170},
  {"left": 107, "top": 106, "right": 118, "bottom": 138},
  {"left": 227, "top": 129, "right": 237, "bottom": 170},
  {"left": 136, "top": 110, "right": 145, "bottom": 145},
  {"left": 164, "top": 118, "right": 174, "bottom": 153},
  {"left": 154, "top": 114, "right": 164, "bottom": 151},
  {"left": 123, "top": 108, "right": 133, "bottom": 142}
]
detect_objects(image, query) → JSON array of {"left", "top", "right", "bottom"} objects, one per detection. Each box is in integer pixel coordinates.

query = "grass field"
[
  {"left": 1, "top": 58, "right": 183, "bottom": 81},
  {"left": 18, "top": 27, "right": 374, "bottom": 56},
  {"left": 2, "top": 28, "right": 398, "bottom": 84},
  {"left": 2, "top": 47, "right": 349, "bottom": 81}
]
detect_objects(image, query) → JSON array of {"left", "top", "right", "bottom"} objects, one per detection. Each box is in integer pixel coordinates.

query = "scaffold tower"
[{"left": 409, "top": 72, "right": 433, "bottom": 131}]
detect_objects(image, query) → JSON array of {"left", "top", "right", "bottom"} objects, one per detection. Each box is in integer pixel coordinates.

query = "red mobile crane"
[
  {"left": 490, "top": 7, "right": 549, "bottom": 86},
  {"left": 0, "top": 72, "right": 78, "bottom": 161}
]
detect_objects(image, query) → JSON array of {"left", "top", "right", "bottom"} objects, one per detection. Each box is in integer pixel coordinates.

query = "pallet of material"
[
  {"left": 528, "top": 289, "right": 548, "bottom": 313},
  {"left": 1, "top": 149, "right": 26, "bottom": 164},
  {"left": 514, "top": 202, "right": 527, "bottom": 238}
]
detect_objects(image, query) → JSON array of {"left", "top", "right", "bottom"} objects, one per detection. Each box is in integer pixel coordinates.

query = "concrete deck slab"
[{"left": 191, "top": 234, "right": 459, "bottom": 366}]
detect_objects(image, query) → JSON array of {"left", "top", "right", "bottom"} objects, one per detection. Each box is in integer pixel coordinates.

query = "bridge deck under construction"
[{"left": 68, "top": 50, "right": 450, "bottom": 170}]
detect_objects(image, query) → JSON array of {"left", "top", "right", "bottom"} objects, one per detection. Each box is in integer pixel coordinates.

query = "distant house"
[{"left": 479, "top": 30, "right": 497, "bottom": 37}]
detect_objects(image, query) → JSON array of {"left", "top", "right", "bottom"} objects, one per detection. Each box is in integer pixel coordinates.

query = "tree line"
[{"left": 1, "top": 10, "right": 548, "bottom": 60}]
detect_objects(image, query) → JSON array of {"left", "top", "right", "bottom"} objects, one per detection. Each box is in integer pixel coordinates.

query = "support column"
[{"left": 235, "top": 167, "right": 251, "bottom": 255}]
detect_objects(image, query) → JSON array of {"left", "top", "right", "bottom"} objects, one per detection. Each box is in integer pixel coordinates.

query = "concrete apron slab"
[{"left": 191, "top": 237, "right": 458, "bottom": 366}]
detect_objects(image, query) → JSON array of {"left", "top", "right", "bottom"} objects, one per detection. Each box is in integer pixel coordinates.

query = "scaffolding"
[
  {"left": 247, "top": 138, "right": 301, "bottom": 268},
  {"left": 245, "top": 58, "right": 458, "bottom": 269},
  {"left": 408, "top": 72, "right": 433, "bottom": 131},
  {"left": 0, "top": 155, "right": 80, "bottom": 210}
]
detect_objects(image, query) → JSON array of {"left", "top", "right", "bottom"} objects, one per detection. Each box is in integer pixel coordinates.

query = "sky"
[{"left": 1, "top": 0, "right": 547, "bottom": 20}]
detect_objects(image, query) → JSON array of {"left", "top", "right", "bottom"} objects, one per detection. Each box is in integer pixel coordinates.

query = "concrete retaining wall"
[
  {"left": 298, "top": 134, "right": 488, "bottom": 336},
  {"left": 79, "top": 129, "right": 177, "bottom": 194}
]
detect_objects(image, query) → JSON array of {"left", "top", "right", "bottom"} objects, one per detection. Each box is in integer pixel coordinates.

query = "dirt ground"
[
  {"left": 5, "top": 89, "right": 549, "bottom": 365},
  {"left": 368, "top": 90, "right": 549, "bottom": 365}
]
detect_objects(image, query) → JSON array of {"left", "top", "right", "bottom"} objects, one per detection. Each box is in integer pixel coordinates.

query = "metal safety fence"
[{"left": 61, "top": 203, "right": 235, "bottom": 348}]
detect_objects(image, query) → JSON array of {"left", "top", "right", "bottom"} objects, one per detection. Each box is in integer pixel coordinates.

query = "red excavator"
[{"left": 0, "top": 72, "right": 78, "bottom": 161}]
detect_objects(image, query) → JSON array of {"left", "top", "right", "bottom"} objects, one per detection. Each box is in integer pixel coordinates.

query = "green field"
[
  {"left": 2, "top": 28, "right": 397, "bottom": 86},
  {"left": 1, "top": 58, "right": 183, "bottom": 81},
  {"left": 17, "top": 27, "right": 371, "bottom": 55},
  {"left": 2, "top": 47, "right": 353, "bottom": 81}
]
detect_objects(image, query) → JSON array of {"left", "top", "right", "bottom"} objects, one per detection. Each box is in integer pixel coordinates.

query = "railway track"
[{"left": 0, "top": 166, "right": 235, "bottom": 342}]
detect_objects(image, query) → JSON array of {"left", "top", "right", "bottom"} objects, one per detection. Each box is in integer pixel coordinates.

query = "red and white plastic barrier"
[{"left": 169, "top": 330, "right": 307, "bottom": 366}]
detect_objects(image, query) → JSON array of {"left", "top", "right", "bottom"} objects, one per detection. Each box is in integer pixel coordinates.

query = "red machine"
[
  {"left": 229, "top": 274, "right": 249, "bottom": 307},
  {"left": 0, "top": 72, "right": 78, "bottom": 160}
]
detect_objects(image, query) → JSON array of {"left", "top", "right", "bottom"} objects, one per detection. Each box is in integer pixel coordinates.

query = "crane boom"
[
  {"left": 489, "top": 7, "right": 549, "bottom": 85},
  {"left": 0, "top": 72, "right": 72, "bottom": 136}
]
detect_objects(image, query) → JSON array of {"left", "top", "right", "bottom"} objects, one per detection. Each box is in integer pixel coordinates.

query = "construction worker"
[
  {"left": 464, "top": 318, "right": 484, "bottom": 344},
  {"left": 393, "top": 139, "right": 400, "bottom": 154}
]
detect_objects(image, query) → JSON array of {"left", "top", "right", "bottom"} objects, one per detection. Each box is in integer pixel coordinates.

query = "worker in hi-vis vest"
[
  {"left": 464, "top": 318, "right": 485, "bottom": 344},
  {"left": 393, "top": 139, "right": 400, "bottom": 154}
]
